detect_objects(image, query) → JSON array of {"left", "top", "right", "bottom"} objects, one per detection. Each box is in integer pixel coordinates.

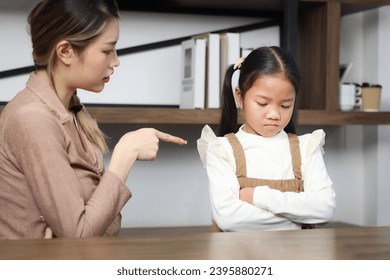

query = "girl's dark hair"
[
  {"left": 218, "top": 46, "right": 300, "bottom": 136},
  {"left": 28, "top": 0, "right": 120, "bottom": 153}
]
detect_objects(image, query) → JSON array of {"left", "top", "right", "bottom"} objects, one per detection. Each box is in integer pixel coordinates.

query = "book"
[
  {"left": 220, "top": 32, "right": 240, "bottom": 108},
  {"left": 180, "top": 38, "right": 207, "bottom": 109},
  {"left": 220, "top": 32, "right": 240, "bottom": 86},
  {"left": 193, "top": 33, "right": 221, "bottom": 109}
]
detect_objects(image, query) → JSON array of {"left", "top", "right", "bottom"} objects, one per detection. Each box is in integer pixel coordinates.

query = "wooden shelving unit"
[
  {"left": 2, "top": 1, "right": 390, "bottom": 126},
  {"left": 83, "top": 0, "right": 390, "bottom": 128}
]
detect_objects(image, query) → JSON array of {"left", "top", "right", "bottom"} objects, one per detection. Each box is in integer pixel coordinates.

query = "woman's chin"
[{"left": 83, "top": 85, "right": 105, "bottom": 93}]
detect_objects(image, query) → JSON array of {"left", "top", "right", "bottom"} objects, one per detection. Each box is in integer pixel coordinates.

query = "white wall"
[
  {"left": 377, "top": 7, "right": 390, "bottom": 226},
  {"left": 334, "top": 7, "right": 390, "bottom": 226},
  {"left": 0, "top": 1, "right": 279, "bottom": 105},
  {"left": 1, "top": 2, "right": 389, "bottom": 228}
]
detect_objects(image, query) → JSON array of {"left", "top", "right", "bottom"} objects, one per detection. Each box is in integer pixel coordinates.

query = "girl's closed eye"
[
  {"left": 281, "top": 103, "right": 293, "bottom": 109},
  {"left": 256, "top": 101, "right": 267, "bottom": 107}
]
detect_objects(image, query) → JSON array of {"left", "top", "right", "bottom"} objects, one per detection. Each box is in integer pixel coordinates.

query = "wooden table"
[{"left": 1, "top": 226, "right": 390, "bottom": 260}]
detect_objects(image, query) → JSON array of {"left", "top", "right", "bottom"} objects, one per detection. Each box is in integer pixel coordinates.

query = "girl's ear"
[
  {"left": 235, "top": 87, "right": 243, "bottom": 108},
  {"left": 55, "top": 40, "right": 75, "bottom": 66}
]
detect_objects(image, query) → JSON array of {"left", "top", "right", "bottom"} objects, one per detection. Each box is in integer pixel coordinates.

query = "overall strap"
[
  {"left": 215, "top": 132, "right": 312, "bottom": 232},
  {"left": 288, "top": 133, "right": 313, "bottom": 229},
  {"left": 225, "top": 133, "right": 246, "bottom": 178},
  {"left": 225, "top": 132, "right": 303, "bottom": 192},
  {"left": 287, "top": 133, "right": 304, "bottom": 192},
  {"left": 225, "top": 132, "right": 303, "bottom": 182}
]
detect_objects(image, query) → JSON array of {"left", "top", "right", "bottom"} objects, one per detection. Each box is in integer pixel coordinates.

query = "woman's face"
[
  {"left": 236, "top": 73, "right": 295, "bottom": 137},
  {"left": 71, "top": 19, "right": 120, "bottom": 93}
]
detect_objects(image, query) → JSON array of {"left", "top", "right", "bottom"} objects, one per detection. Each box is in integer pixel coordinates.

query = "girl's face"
[
  {"left": 236, "top": 73, "right": 295, "bottom": 137},
  {"left": 71, "top": 19, "right": 120, "bottom": 93}
]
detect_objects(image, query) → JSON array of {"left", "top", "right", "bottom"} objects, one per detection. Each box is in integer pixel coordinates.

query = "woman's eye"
[
  {"left": 257, "top": 102, "right": 267, "bottom": 107},
  {"left": 281, "top": 104, "right": 292, "bottom": 109}
]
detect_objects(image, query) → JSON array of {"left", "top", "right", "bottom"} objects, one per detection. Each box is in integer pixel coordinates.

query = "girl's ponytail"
[{"left": 218, "top": 65, "right": 239, "bottom": 136}]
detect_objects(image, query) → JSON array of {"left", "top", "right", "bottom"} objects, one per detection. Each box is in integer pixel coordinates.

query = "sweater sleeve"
[
  {"left": 104, "top": 213, "right": 122, "bottom": 236},
  {"left": 252, "top": 130, "right": 336, "bottom": 224},
  {"left": 197, "top": 125, "right": 298, "bottom": 231},
  {"left": 6, "top": 105, "right": 131, "bottom": 238}
]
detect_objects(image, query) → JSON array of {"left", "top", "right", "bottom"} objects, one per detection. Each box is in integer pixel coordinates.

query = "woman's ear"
[
  {"left": 235, "top": 87, "right": 243, "bottom": 109},
  {"left": 55, "top": 40, "right": 74, "bottom": 66}
]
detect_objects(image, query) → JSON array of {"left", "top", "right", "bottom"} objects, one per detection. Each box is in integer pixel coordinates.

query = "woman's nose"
[{"left": 112, "top": 50, "right": 120, "bottom": 68}]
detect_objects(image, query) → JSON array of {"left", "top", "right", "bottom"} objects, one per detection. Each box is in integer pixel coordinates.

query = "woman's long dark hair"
[
  {"left": 218, "top": 46, "right": 300, "bottom": 136},
  {"left": 28, "top": 0, "right": 120, "bottom": 153}
]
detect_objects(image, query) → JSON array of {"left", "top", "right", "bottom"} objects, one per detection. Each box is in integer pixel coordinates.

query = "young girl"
[
  {"left": 197, "top": 46, "right": 336, "bottom": 232},
  {"left": 0, "top": 0, "right": 186, "bottom": 239}
]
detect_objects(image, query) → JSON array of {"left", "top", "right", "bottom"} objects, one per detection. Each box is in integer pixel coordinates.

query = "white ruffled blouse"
[{"left": 197, "top": 125, "right": 336, "bottom": 232}]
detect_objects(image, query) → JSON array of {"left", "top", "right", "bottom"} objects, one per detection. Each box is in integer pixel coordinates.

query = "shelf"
[
  {"left": 297, "top": 110, "right": 390, "bottom": 125},
  {"left": 3, "top": 106, "right": 389, "bottom": 125},
  {"left": 87, "top": 107, "right": 223, "bottom": 125},
  {"left": 116, "top": 0, "right": 390, "bottom": 16},
  {"left": 85, "top": 108, "right": 390, "bottom": 126}
]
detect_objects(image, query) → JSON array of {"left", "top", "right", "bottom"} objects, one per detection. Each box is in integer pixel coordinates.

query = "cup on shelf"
[
  {"left": 361, "top": 83, "right": 382, "bottom": 112},
  {"left": 339, "top": 83, "right": 356, "bottom": 111},
  {"left": 353, "top": 83, "right": 362, "bottom": 111}
]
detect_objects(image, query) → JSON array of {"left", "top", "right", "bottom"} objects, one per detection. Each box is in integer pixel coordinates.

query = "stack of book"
[{"left": 179, "top": 32, "right": 245, "bottom": 109}]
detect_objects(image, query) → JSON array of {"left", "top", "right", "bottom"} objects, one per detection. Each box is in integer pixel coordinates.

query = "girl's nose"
[{"left": 266, "top": 108, "right": 280, "bottom": 120}]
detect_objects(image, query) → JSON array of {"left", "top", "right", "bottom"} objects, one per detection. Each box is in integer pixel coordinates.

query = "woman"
[{"left": 0, "top": 0, "right": 186, "bottom": 239}]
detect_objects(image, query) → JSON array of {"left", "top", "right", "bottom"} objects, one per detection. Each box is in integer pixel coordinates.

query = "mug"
[{"left": 339, "top": 83, "right": 356, "bottom": 111}]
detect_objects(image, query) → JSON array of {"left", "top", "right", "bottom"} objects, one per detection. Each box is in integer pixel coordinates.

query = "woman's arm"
[
  {"left": 104, "top": 214, "right": 122, "bottom": 236},
  {"left": 108, "top": 128, "right": 187, "bottom": 182},
  {"left": 8, "top": 108, "right": 185, "bottom": 238}
]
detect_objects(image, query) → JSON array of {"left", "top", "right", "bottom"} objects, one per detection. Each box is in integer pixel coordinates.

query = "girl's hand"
[
  {"left": 239, "top": 187, "right": 254, "bottom": 205},
  {"left": 44, "top": 227, "right": 53, "bottom": 239},
  {"left": 40, "top": 216, "right": 53, "bottom": 239}
]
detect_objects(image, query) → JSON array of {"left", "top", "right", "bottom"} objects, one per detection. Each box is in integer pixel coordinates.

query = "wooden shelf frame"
[
  {"left": 2, "top": 1, "right": 390, "bottom": 126},
  {"left": 89, "top": 108, "right": 390, "bottom": 126},
  {"left": 297, "top": 109, "right": 390, "bottom": 125},
  {"left": 85, "top": 108, "right": 390, "bottom": 126}
]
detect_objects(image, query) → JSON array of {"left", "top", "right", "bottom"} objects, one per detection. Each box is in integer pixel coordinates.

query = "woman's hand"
[
  {"left": 124, "top": 128, "right": 186, "bottom": 161},
  {"left": 108, "top": 128, "right": 187, "bottom": 181}
]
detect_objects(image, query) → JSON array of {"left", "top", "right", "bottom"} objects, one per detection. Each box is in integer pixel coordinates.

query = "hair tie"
[
  {"left": 69, "top": 104, "right": 83, "bottom": 114},
  {"left": 233, "top": 56, "right": 245, "bottom": 70}
]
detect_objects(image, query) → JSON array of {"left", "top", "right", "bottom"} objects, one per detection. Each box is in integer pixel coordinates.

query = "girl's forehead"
[
  {"left": 246, "top": 75, "right": 295, "bottom": 99},
  {"left": 252, "top": 74, "right": 292, "bottom": 90}
]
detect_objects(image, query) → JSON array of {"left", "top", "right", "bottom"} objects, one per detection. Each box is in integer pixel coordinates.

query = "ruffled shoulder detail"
[
  {"left": 197, "top": 125, "right": 232, "bottom": 167},
  {"left": 305, "top": 129, "right": 326, "bottom": 157}
]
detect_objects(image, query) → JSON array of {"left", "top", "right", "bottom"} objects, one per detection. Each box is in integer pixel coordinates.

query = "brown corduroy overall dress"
[{"left": 211, "top": 132, "right": 314, "bottom": 232}]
